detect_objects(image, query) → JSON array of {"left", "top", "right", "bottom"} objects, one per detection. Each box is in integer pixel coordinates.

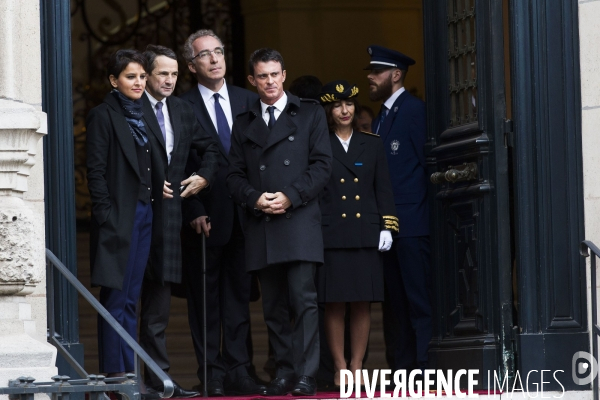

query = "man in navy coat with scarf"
[{"left": 366, "top": 45, "right": 432, "bottom": 373}]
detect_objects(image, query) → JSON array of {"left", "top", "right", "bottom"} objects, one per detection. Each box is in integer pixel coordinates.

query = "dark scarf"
[{"left": 112, "top": 89, "right": 148, "bottom": 146}]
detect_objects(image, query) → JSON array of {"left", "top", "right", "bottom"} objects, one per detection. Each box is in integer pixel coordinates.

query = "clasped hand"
[{"left": 255, "top": 192, "right": 291, "bottom": 214}]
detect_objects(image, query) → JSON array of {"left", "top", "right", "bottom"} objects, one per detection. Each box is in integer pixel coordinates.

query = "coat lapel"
[
  {"left": 379, "top": 90, "right": 409, "bottom": 142},
  {"left": 187, "top": 85, "right": 230, "bottom": 160},
  {"left": 331, "top": 132, "right": 365, "bottom": 176},
  {"left": 243, "top": 100, "right": 268, "bottom": 148},
  {"left": 141, "top": 94, "right": 166, "bottom": 151},
  {"left": 104, "top": 94, "right": 140, "bottom": 179}
]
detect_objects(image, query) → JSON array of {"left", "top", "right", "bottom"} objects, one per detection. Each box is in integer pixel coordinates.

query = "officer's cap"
[
  {"left": 319, "top": 80, "right": 359, "bottom": 105},
  {"left": 364, "top": 45, "right": 415, "bottom": 71}
]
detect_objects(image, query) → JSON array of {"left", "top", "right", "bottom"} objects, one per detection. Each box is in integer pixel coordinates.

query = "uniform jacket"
[
  {"left": 87, "top": 93, "right": 164, "bottom": 290},
  {"left": 180, "top": 84, "right": 258, "bottom": 247},
  {"left": 142, "top": 93, "right": 220, "bottom": 284},
  {"left": 227, "top": 92, "right": 333, "bottom": 271},
  {"left": 319, "top": 131, "right": 398, "bottom": 248},
  {"left": 374, "top": 90, "right": 429, "bottom": 237}
]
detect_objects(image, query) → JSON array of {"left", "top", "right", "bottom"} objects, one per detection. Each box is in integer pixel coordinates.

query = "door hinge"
[{"left": 504, "top": 119, "right": 514, "bottom": 148}]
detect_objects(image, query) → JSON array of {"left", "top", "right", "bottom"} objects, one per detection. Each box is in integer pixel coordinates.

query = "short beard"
[{"left": 369, "top": 73, "right": 394, "bottom": 102}]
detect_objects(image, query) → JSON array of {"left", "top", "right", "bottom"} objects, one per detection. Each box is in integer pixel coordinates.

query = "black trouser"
[
  {"left": 183, "top": 219, "right": 252, "bottom": 385},
  {"left": 258, "top": 262, "right": 320, "bottom": 380},
  {"left": 140, "top": 278, "right": 172, "bottom": 388},
  {"left": 382, "top": 236, "right": 432, "bottom": 370}
]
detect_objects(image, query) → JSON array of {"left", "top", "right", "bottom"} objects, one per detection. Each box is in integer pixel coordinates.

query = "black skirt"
[{"left": 316, "top": 247, "right": 384, "bottom": 303}]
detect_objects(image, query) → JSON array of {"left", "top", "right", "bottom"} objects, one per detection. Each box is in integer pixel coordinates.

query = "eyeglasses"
[{"left": 191, "top": 46, "right": 225, "bottom": 61}]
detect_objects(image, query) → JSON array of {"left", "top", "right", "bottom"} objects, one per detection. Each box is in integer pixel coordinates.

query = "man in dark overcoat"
[
  {"left": 366, "top": 45, "right": 432, "bottom": 373},
  {"left": 178, "top": 29, "right": 263, "bottom": 397},
  {"left": 138, "top": 45, "right": 219, "bottom": 397},
  {"left": 227, "top": 48, "right": 332, "bottom": 396}
]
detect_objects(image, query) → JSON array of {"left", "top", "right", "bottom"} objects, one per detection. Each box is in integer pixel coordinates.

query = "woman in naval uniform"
[{"left": 316, "top": 80, "right": 399, "bottom": 386}]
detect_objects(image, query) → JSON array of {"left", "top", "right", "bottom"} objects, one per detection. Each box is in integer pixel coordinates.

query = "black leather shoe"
[
  {"left": 291, "top": 376, "right": 317, "bottom": 396},
  {"left": 206, "top": 380, "right": 225, "bottom": 397},
  {"left": 225, "top": 376, "right": 267, "bottom": 396},
  {"left": 265, "top": 377, "right": 295, "bottom": 396}
]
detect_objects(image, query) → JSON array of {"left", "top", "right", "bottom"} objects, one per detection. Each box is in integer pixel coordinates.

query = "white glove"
[{"left": 378, "top": 230, "right": 393, "bottom": 252}]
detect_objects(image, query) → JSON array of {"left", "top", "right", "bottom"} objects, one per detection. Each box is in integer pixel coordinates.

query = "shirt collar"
[
  {"left": 145, "top": 91, "right": 164, "bottom": 108},
  {"left": 260, "top": 92, "right": 288, "bottom": 115},
  {"left": 198, "top": 79, "right": 229, "bottom": 102},
  {"left": 383, "top": 86, "right": 405, "bottom": 110}
]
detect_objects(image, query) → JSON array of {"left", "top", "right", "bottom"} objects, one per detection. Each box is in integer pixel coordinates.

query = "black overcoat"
[
  {"left": 86, "top": 93, "right": 164, "bottom": 290},
  {"left": 180, "top": 84, "right": 258, "bottom": 247},
  {"left": 227, "top": 93, "right": 333, "bottom": 271},
  {"left": 142, "top": 93, "right": 220, "bottom": 284}
]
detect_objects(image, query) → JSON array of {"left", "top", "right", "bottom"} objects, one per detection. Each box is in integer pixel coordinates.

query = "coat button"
[
  {"left": 228, "top": 195, "right": 232, "bottom": 199},
  {"left": 354, "top": 178, "right": 359, "bottom": 183},
  {"left": 286, "top": 212, "right": 292, "bottom": 219},
  {"left": 342, "top": 213, "right": 346, "bottom": 218},
  {"left": 288, "top": 136, "right": 294, "bottom": 141},
  {"left": 356, "top": 213, "right": 361, "bottom": 218},
  {"left": 355, "top": 195, "right": 360, "bottom": 200},
  {"left": 340, "top": 178, "right": 345, "bottom": 183},
  {"left": 260, "top": 165, "right": 266, "bottom": 171},
  {"left": 252, "top": 144, "right": 257, "bottom": 149},
  {"left": 265, "top": 216, "right": 271, "bottom": 222},
  {"left": 284, "top": 159, "right": 290, "bottom": 166},
  {"left": 302, "top": 202, "right": 307, "bottom": 206},
  {"left": 342, "top": 196, "right": 346, "bottom": 200},
  {"left": 290, "top": 111, "right": 297, "bottom": 116}
]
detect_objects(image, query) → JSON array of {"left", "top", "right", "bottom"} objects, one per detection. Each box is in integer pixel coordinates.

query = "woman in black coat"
[
  {"left": 316, "top": 80, "right": 399, "bottom": 386},
  {"left": 86, "top": 49, "right": 162, "bottom": 377}
]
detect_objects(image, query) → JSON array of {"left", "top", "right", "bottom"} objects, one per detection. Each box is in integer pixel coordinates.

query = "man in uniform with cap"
[{"left": 365, "top": 45, "right": 432, "bottom": 373}]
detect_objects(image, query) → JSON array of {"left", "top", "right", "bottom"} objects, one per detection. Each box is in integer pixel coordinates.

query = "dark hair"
[
  {"left": 143, "top": 45, "right": 177, "bottom": 74},
  {"left": 288, "top": 75, "right": 322, "bottom": 101},
  {"left": 248, "top": 48, "right": 285, "bottom": 76},
  {"left": 106, "top": 49, "right": 147, "bottom": 79},
  {"left": 323, "top": 98, "right": 362, "bottom": 132}
]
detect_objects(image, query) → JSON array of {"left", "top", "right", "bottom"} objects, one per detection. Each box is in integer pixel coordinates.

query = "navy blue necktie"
[
  {"left": 267, "top": 106, "right": 276, "bottom": 130},
  {"left": 214, "top": 93, "right": 231, "bottom": 153},
  {"left": 376, "top": 104, "right": 388, "bottom": 134}
]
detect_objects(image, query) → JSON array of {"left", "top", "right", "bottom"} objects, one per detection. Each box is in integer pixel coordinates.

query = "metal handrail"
[
  {"left": 580, "top": 240, "right": 600, "bottom": 400},
  {"left": 45, "top": 248, "right": 174, "bottom": 398}
]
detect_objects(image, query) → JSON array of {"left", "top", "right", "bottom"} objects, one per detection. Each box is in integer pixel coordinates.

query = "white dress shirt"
[
  {"left": 145, "top": 91, "right": 175, "bottom": 164},
  {"left": 260, "top": 93, "right": 288, "bottom": 126},
  {"left": 383, "top": 86, "right": 406, "bottom": 114},
  {"left": 198, "top": 80, "right": 234, "bottom": 131},
  {"left": 336, "top": 132, "right": 353, "bottom": 153}
]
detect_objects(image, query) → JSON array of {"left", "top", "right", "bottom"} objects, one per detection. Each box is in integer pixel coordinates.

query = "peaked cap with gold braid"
[{"left": 319, "top": 80, "right": 359, "bottom": 105}]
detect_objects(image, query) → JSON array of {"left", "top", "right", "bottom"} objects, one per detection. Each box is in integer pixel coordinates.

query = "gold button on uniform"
[
  {"left": 342, "top": 196, "right": 346, "bottom": 200},
  {"left": 340, "top": 178, "right": 345, "bottom": 183},
  {"left": 356, "top": 213, "right": 361, "bottom": 218},
  {"left": 342, "top": 213, "right": 347, "bottom": 218},
  {"left": 355, "top": 195, "right": 360, "bottom": 200},
  {"left": 354, "top": 178, "right": 359, "bottom": 183}
]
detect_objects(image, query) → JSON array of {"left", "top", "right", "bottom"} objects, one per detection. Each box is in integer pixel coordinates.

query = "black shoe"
[
  {"left": 206, "top": 380, "right": 225, "bottom": 397},
  {"left": 225, "top": 376, "right": 267, "bottom": 396},
  {"left": 265, "top": 377, "right": 295, "bottom": 396},
  {"left": 152, "top": 382, "right": 199, "bottom": 398},
  {"left": 291, "top": 376, "right": 317, "bottom": 396}
]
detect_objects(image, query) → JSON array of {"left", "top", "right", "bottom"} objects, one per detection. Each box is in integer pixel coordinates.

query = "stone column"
[{"left": 0, "top": 0, "right": 58, "bottom": 387}]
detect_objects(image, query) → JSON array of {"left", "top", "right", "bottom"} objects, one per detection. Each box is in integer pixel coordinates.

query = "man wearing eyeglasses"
[{"left": 179, "top": 30, "right": 262, "bottom": 397}]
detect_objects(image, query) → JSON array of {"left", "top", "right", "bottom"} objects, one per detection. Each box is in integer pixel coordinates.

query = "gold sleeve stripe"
[{"left": 383, "top": 216, "right": 399, "bottom": 221}]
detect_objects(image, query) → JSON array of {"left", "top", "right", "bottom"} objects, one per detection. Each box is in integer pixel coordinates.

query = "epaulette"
[
  {"left": 299, "top": 98, "right": 320, "bottom": 105},
  {"left": 360, "top": 131, "right": 380, "bottom": 137}
]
